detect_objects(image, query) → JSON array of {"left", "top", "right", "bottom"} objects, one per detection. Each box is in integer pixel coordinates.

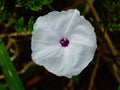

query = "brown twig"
[
  {"left": 86, "top": 0, "right": 118, "bottom": 56},
  {"left": 18, "top": 61, "right": 35, "bottom": 74},
  {"left": 102, "top": 55, "right": 120, "bottom": 83},
  {"left": 64, "top": 79, "right": 74, "bottom": 90},
  {"left": 88, "top": 52, "right": 101, "bottom": 90},
  {"left": 6, "top": 38, "right": 19, "bottom": 61},
  {"left": 86, "top": 0, "right": 120, "bottom": 89},
  {"left": 0, "top": 32, "right": 31, "bottom": 38},
  {"left": 47, "top": 4, "right": 56, "bottom": 11}
]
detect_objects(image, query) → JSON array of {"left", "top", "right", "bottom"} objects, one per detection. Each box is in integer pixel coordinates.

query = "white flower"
[{"left": 31, "top": 9, "right": 97, "bottom": 78}]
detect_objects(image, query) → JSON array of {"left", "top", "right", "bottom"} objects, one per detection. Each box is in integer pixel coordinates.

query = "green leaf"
[
  {"left": 5, "top": 18, "right": 15, "bottom": 27},
  {"left": 15, "top": 17, "right": 24, "bottom": 33},
  {"left": 15, "top": 0, "right": 26, "bottom": 7},
  {"left": 118, "top": 84, "right": 120, "bottom": 90},
  {"left": 0, "top": 0, "right": 4, "bottom": 11},
  {"left": 72, "top": 76, "right": 79, "bottom": 84},
  {"left": 23, "top": 27, "right": 27, "bottom": 32},
  {"left": 0, "top": 10, "right": 11, "bottom": 22},
  {"left": 15, "top": 0, "right": 53, "bottom": 11},
  {"left": 0, "top": 83, "right": 6, "bottom": 90},
  {"left": 28, "top": 16, "right": 34, "bottom": 32},
  {"left": 0, "top": 38, "right": 24, "bottom": 90}
]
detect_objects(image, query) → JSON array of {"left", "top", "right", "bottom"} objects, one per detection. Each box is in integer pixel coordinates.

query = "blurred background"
[{"left": 0, "top": 0, "right": 120, "bottom": 90}]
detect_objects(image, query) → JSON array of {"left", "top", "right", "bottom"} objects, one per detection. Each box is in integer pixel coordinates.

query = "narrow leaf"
[
  {"left": 0, "top": 38, "right": 24, "bottom": 90},
  {"left": 118, "top": 84, "right": 120, "bottom": 90}
]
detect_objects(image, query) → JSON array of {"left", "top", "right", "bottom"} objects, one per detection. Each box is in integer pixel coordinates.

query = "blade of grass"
[
  {"left": 0, "top": 83, "right": 6, "bottom": 90},
  {"left": 118, "top": 84, "right": 120, "bottom": 90},
  {"left": 0, "top": 38, "right": 24, "bottom": 90}
]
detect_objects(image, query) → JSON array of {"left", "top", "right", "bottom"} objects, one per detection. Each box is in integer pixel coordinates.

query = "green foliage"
[
  {"left": 5, "top": 18, "right": 15, "bottom": 27},
  {"left": 118, "top": 85, "right": 120, "bottom": 90},
  {"left": 15, "top": 16, "right": 34, "bottom": 33},
  {"left": 104, "top": 0, "right": 120, "bottom": 31},
  {"left": 0, "top": 9, "right": 11, "bottom": 22},
  {"left": 27, "top": 16, "right": 34, "bottom": 32},
  {"left": 0, "top": 0, "right": 4, "bottom": 10},
  {"left": 0, "top": 83, "right": 6, "bottom": 90},
  {"left": 0, "top": 0, "right": 53, "bottom": 33},
  {"left": 105, "top": 0, "right": 120, "bottom": 12},
  {"left": 72, "top": 76, "right": 79, "bottom": 85},
  {"left": 0, "top": 38, "right": 25, "bottom": 90},
  {"left": 108, "top": 23, "right": 120, "bottom": 31},
  {"left": 15, "top": 0, "right": 53, "bottom": 11},
  {"left": 15, "top": 17, "right": 24, "bottom": 33}
]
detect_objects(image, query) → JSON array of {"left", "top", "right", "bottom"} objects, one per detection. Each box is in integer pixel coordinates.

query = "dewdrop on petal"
[{"left": 31, "top": 9, "right": 97, "bottom": 78}]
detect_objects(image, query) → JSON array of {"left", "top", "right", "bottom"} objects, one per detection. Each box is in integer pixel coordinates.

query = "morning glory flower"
[{"left": 31, "top": 9, "right": 97, "bottom": 78}]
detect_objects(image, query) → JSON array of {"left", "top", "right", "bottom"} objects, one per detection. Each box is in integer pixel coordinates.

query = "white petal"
[
  {"left": 68, "top": 42, "right": 97, "bottom": 76},
  {"left": 66, "top": 16, "right": 96, "bottom": 47},
  {"left": 32, "top": 46, "right": 71, "bottom": 77},
  {"left": 70, "top": 33, "right": 96, "bottom": 47},
  {"left": 31, "top": 9, "right": 97, "bottom": 78},
  {"left": 32, "top": 45, "right": 59, "bottom": 65},
  {"left": 31, "top": 27, "right": 59, "bottom": 50},
  {"left": 33, "top": 14, "right": 59, "bottom": 39},
  {"left": 34, "top": 9, "right": 80, "bottom": 38},
  {"left": 64, "top": 9, "right": 80, "bottom": 37}
]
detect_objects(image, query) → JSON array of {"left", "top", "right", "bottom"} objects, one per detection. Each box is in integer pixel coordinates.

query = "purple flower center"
[{"left": 59, "top": 38, "right": 69, "bottom": 47}]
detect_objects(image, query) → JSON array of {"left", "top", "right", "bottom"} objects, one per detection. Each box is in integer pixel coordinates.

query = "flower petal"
[
  {"left": 34, "top": 9, "right": 80, "bottom": 39},
  {"left": 32, "top": 45, "right": 59, "bottom": 65},
  {"left": 68, "top": 42, "right": 97, "bottom": 76},
  {"left": 33, "top": 14, "right": 60, "bottom": 39},
  {"left": 66, "top": 16, "right": 96, "bottom": 46},
  {"left": 64, "top": 9, "right": 80, "bottom": 37},
  {"left": 31, "top": 27, "right": 59, "bottom": 49},
  {"left": 32, "top": 46, "right": 71, "bottom": 77},
  {"left": 31, "top": 9, "right": 97, "bottom": 78}
]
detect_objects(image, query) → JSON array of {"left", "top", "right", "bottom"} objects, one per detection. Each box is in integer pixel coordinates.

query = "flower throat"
[{"left": 59, "top": 38, "right": 69, "bottom": 47}]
